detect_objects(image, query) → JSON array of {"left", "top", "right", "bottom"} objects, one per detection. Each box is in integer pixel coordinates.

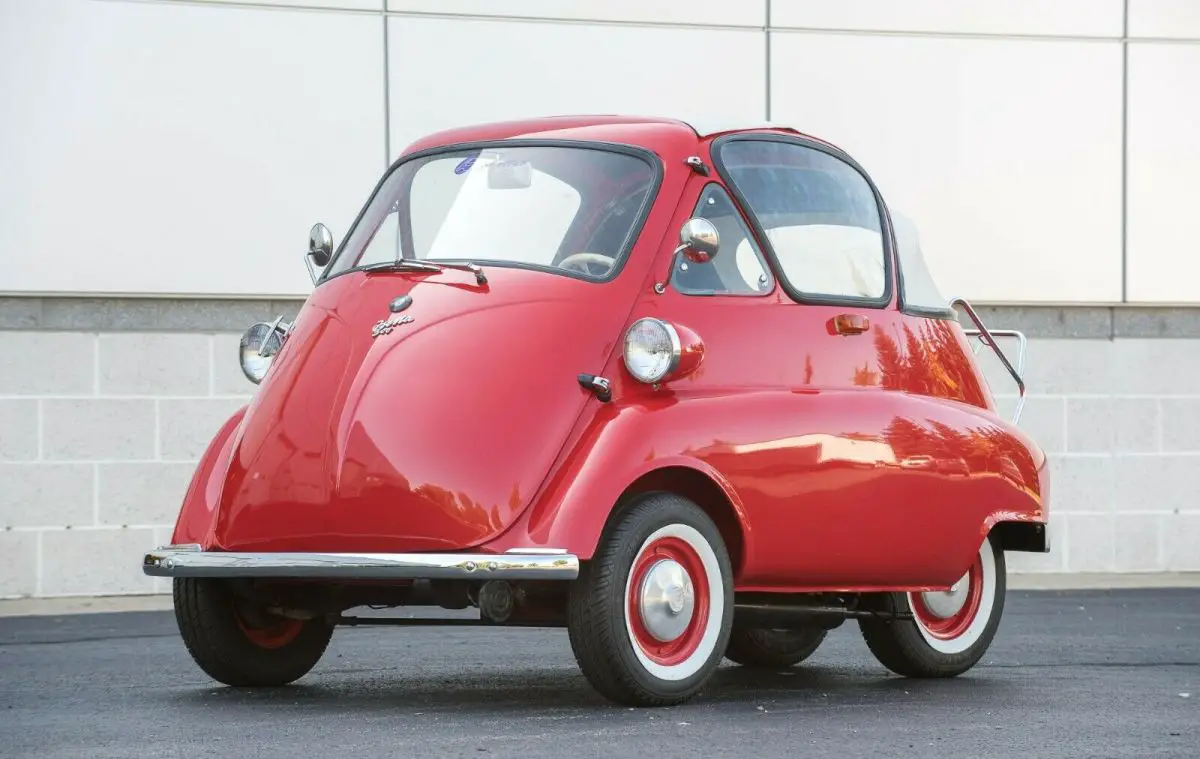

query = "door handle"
[{"left": 831, "top": 313, "right": 870, "bottom": 335}]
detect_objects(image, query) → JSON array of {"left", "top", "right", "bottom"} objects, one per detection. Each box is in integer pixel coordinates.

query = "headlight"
[
  {"left": 239, "top": 319, "right": 289, "bottom": 384},
  {"left": 623, "top": 317, "right": 681, "bottom": 384}
]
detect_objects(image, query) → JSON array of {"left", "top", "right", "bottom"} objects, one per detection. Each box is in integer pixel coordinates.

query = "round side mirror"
[
  {"left": 678, "top": 218, "right": 720, "bottom": 263},
  {"left": 308, "top": 223, "right": 333, "bottom": 268}
]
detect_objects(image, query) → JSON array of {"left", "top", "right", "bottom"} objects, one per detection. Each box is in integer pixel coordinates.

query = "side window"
[
  {"left": 717, "top": 140, "right": 888, "bottom": 302},
  {"left": 892, "top": 210, "right": 953, "bottom": 315},
  {"left": 671, "top": 184, "right": 774, "bottom": 296}
]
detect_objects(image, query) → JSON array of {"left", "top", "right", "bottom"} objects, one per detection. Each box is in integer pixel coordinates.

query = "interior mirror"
[
  {"left": 487, "top": 159, "right": 532, "bottom": 190},
  {"left": 308, "top": 223, "right": 333, "bottom": 267},
  {"left": 677, "top": 218, "right": 720, "bottom": 263}
]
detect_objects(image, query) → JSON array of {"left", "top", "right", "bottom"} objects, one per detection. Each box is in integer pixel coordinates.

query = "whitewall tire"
[
  {"left": 859, "top": 534, "right": 1006, "bottom": 678},
  {"left": 567, "top": 492, "right": 733, "bottom": 706}
]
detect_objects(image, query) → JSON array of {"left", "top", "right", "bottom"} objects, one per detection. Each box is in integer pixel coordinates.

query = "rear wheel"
[
  {"left": 725, "top": 625, "right": 826, "bottom": 668},
  {"left": 567, "top": 493, "right": 734, "bottom": 706},
  {"left": 859, "top": 534, "right": 1005, "bottom": 677},
  {"left": 173, "top": 578, "right": 333, "bottom": 686}
]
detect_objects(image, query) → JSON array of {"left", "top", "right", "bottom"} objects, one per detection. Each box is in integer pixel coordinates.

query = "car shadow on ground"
[{"left": 160, "top": 662, "right": 1009, "bottom": 714}]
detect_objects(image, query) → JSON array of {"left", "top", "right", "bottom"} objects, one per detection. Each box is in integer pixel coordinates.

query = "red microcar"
[{"left": 142, "top": 115, "right": 1050, "bottom": 707}]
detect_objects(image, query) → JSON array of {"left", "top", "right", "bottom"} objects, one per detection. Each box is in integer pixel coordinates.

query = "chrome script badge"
[{"left": 371, "top": 315, "right": 413, "bottom": 338}]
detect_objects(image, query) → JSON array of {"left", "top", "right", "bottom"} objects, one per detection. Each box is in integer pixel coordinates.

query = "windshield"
[{"left": 324, "top": 144, "right": 658, "bottom": 281}]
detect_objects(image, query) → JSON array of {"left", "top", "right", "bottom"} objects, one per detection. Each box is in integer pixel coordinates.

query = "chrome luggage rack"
[{"left": 951, "top": 297, "right": 1027, "bottom": 424}]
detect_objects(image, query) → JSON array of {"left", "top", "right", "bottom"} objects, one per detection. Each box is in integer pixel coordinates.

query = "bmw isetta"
[{"left": 142, "top": 115, "right": 1050, "bottom": 706}]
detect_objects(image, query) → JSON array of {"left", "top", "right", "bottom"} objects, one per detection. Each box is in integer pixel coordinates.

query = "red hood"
[{"left": 211, "top": 266, "right": 629, "bottom": 552}]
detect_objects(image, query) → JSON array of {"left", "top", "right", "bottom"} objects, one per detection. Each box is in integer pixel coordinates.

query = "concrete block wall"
[
  {"left": 2, "top": 298, "right": 1199, "bottom": 598},
  {"left": 0, "top": 298, "right": 300, "bottom": 598},
  {"left": 0, "top": 323, "right": 255, "bottom": 598},
  {"left": 973, "top": 308, "right": 1200, "bottom": 575}
]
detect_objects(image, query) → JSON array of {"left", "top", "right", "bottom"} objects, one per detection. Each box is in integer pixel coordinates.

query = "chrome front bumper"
[{"left": 142, "top": 545, "right": 579, "bottom": 581}]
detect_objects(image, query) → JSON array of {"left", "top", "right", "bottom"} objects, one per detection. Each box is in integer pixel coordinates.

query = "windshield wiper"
[
  {"left": 362, "top": 259, "right": 487, "bottom": 285},
  {"left": 362, "top": 259, "right": 441, "bottom": 275},
  {"left": 432, "top": 261, "right": 487, "bottom": 285}
]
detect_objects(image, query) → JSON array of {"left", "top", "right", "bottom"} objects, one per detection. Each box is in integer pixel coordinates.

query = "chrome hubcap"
[
  {"left": 920, "top": 571, "right": 970, "bottom": 618},
  {"left": 638, "top": 559, "right": 695, "bottom": 642}
]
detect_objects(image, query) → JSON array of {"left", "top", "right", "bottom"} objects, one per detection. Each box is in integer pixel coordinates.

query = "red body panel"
[
  {"left": 204, "top": 265, "right": 655, "bottom": 552},
  {"left": 169, "top": 115, "right": 1049, "bottom": 592},
  {"left": 171, "top": 406, "right": 246, "bottom": 546}
]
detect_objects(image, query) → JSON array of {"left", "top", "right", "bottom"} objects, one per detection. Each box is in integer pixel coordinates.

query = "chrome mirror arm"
[{"left": 655, "top": 218, "right": 721, "bottom": 294}]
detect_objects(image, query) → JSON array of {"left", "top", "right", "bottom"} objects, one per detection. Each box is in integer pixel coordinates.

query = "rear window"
[{"left": 891, "top": 211, "right": 952, "bottom": 314}]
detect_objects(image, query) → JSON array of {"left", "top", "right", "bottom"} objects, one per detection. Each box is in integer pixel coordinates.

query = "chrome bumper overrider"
[{"left": 142, "top": 544, "right": 579, "bottom": 580}]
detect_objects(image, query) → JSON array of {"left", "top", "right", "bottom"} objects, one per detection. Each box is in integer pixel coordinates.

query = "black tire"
[
  {"left": 567, "top": 492, "right": 734, "bottom": 706},
  {"left": 173, "top": 577, "right": 333, "bottom": 686},
  {"left": 859, "top": 534, "right": 1006, "bottom": 678},
  {"left": 725, "top": 625, "right": 826, "bottom": 668}
]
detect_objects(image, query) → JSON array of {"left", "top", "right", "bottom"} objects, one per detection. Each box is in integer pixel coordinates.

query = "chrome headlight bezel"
[
  {"left": 622, "top": 317, "right": 681, "bottom": 384},
  {"left": 238, "top": 317, "right": 291, "bottom": 384}
]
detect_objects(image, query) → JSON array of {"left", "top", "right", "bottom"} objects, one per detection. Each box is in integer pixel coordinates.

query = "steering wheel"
[{"left": 558, "top": 251, "right": 616, "bottom": 277}]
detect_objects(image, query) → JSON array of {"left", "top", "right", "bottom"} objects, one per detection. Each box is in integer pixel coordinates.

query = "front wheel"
[
  {"left": 859, "top": 534, "right": 1006, "bottom": 678},
  {"left": 173, "top": 578, "right": 334, "bottom": 686},
  {"left": 567, "top": 492, "right": 734, "bottom": 706}
]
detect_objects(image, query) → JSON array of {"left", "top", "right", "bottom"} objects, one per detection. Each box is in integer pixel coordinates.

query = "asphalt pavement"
[{"left": 1, "top": 588, "right": 1196, "bottom": 758}]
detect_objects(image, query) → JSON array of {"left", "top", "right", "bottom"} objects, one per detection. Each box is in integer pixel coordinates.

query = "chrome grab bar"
[{"left": 950, "top": 297, "right": 1027, "bottom": 424}]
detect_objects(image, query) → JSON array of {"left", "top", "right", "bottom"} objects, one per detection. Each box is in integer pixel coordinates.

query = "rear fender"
[
  {"left": 169, "top": 406, "right": 247, "bottom": 547},
  {"left": 986, "top": 450, "right": 1052, "bottom": 553},
  {"left": 485, "top": 388, "right": 1048, "bottom": 590}
]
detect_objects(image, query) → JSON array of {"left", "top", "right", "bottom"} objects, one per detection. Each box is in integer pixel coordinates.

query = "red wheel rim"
[
  {"left": 909, "top": 553, "right": 985, "bottom": 640},
  {"left": 626, "top": 536, "right": 711, "bottom": 666},
  {"left": 234, "top": 607, "right": 304, "bottom": 649}
]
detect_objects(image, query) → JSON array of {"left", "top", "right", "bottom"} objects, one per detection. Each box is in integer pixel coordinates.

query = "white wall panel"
[
  {"left": 387, "top": 17, "right": 766, "bottom": 155},
  {"left": 189, "top": 0, "right": 381, "bottom": 9},
  {"left": 0, "top": 0, "right": 385, "bottom": 297},
  {"left": 1126, "top": 43, "right": 1200, "bottom": 303},
  {"left": 386, "top": 0, "right": 765, "bottom": 27},
  {"left": 1129, "top": 0, "right": 1200, "bottom": 39},
  {"left": 770, "top": 33, "right": 1123, "bottom": 303},
  {"left": 771, "top": 0, "right": 1123, "bottom": 38}
]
